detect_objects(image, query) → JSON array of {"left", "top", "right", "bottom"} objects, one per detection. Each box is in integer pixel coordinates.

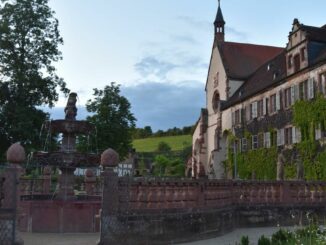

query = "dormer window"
[
  {"left": 288, "top": 55, "right": 293, "bottom": 68},
  {"left": 267, "top": 64, "right": 271, "bottom": 71}
]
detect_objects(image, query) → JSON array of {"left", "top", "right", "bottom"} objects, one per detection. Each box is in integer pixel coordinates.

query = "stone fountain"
[{"left": 32, "top": 92, "right": 100, "bottom": 200}]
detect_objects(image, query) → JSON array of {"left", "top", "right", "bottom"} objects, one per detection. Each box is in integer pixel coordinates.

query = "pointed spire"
[
  {"left": 214, "top": 0, "right": 225, "bottom": 42},
  {"left": 214, "top": 0, "right": 225, "bottom": 26}
]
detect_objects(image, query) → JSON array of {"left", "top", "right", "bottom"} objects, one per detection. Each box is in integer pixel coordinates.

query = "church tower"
[{"left": 214, "top": 0, "right": 225, "bottom": 42}]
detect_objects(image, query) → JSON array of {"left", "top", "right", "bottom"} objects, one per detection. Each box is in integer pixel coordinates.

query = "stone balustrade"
[{"left": 115, "top": 178, "right": 326, "bottom": 213}]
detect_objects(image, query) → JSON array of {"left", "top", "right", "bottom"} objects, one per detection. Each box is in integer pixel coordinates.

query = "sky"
[{"left": 47, "top": 0, "right": 326, "bottom": 131}]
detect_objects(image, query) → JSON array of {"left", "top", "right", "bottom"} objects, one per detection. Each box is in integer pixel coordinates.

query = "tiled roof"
[
  {"left": 222, "top": 51, "right": 287, "bottom": 109},
  {"left": 218, "top": 42, "right": 283, "bottom": 80},
  {"left": 302, "top": 24, "right": 326, "bottom": 42}
]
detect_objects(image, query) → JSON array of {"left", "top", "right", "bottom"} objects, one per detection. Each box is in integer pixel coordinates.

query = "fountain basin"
[
  {"left": 44, "top": 120, "right": 94, "bottom": 134},
  {"left": 32, "top": 152, "right": 100, "bottom": 168}
]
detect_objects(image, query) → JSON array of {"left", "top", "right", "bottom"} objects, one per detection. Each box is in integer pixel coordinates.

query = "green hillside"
[{"left": 132, "top": 135, "right": 192, "bottom": 152}]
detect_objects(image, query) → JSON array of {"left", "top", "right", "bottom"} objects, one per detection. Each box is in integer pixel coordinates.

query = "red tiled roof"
[
  {"left": 218, "top": 42, "right": 283, "bottom": 80},
  {"left": 223, "top": 51, "right": 286, "bottom": 109}
]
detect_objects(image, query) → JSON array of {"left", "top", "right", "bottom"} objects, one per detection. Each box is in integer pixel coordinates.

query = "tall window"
[
  {"left": 294, "top": 54, "right": 300, "bottom": 72},
  {"left": 284, "top": 87, "right": 292, "bottom": 108},
  {"left": 301, "top": 47, "right": 306, "bottom": 61},
  {"left": 288, "top": 55, "right": 293, "bottom": 68},
  {"left": 270, "top": 94, "right": 277, "bottom": 113},
  {"left": 285, "top": 127, "right": 293, "bottom": 145},
  {"left": 257, "top": 100, "right": 264, "bottom": 118},
  {"left": 299, "top": 80, "right": 308, "bottom": 100},
  {"left": 235, "top": 109, "right": 241, "bottom": 125},
  {"left": 258, "top": 133, "right": 264, "bottom": 148},
  {"left": 252, "top": 135, "right": 258, "bottom": 149},
  {"left": 212, "top": 91, "right": 220, "bottom": 112}
]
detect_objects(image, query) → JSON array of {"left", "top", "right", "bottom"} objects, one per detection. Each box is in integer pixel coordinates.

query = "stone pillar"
[
  {"left": 85, "top": 169, "right": 96, "bottom": 196},
  {"left": 56, "top": 167, "right": 76, "bottom": 200},
  {"left": 98, "top": 148, "right": 119, "bottom": 245},
  {"left": 5, "top": 142, "right": 25, "bottom": 245},
  {"left": 42, "top": 166, "right": 52, "bottom": 194}
]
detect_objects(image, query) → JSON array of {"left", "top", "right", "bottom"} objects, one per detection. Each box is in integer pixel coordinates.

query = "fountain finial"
[{"left": 65, "top": 92, "right": 78, "bottom": 120}]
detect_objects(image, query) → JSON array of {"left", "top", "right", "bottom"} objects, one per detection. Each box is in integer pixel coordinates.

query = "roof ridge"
[{"left": 223, "top": 41, "right": 283, "bottom": 49}]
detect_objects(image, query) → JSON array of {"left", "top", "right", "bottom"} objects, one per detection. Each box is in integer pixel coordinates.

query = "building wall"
[{"left": 204, "top": 45, "right": 228, "bottom": 176}]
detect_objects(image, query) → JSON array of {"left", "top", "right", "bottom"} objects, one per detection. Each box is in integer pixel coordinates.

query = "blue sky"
[{"left": 47, "top": 0, "right": 326, "bottom": 131}]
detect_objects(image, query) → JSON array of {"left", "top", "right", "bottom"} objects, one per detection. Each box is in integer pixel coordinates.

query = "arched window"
[{"left": 212, "top": 91, "right": 220, "bottom": 112}]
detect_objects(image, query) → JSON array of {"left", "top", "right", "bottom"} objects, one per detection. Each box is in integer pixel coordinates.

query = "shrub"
[
  {"left": 240, "top": 235, "right": 249, "bottom": 245},
  {"left": 258, "top": 235, "right": 271, "bottom": 245}
]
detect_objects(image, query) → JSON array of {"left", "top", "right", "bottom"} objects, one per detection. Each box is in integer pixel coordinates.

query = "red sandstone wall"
[
  {"left": 19, "top": 200, "right": 101, "bottom": 233},
  {"left": 119, "top": 179, "right": 326, "bottom": 212}
]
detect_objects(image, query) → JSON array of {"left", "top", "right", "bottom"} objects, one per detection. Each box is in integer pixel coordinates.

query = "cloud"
[
  {"left": 226, "top": 27, "right": 248, "bottom": 41},
  {"left": 170, "top": 34, "right": 199, "bottom": 45},
  {"left": 121, "top": 81, "right": 205, "bottom": 131},
  {"left": 134, "top": 56, "right": 177, "bottom": 79},
  {"left": 177, "top": 16, "right": 211, "bottom": 32},
  {"left": 134, "top": 52, "right": 208, "bottom": 85}
]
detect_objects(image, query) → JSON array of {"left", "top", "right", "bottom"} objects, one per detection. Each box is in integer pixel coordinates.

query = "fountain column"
[{"left": 57, "top": 93, "right": 78, "bottom": 200}]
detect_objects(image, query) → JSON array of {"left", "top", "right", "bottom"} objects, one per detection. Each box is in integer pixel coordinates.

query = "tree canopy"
[
  {"left": 83, "top": 83, "right": 136, "bottom": 158},
  {"left": 0, "top": 0, "right": 68, "bottom": 159}
]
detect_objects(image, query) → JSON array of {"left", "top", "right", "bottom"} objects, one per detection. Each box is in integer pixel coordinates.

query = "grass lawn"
[{"left": 132, "top": 135, "right": 192, "bottom": 152}]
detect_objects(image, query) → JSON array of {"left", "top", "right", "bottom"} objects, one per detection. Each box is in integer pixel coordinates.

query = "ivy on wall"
[
  {"left": 236, "top": 147, "right": 277, "bottom": 180},
  {"left": 224, "top": 94, "right": 326, "bottom": 181}
]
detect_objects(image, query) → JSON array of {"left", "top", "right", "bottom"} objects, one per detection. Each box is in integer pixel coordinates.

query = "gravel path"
[
  {"left": 21, "top": 232, "right": 100, "bottom": 245},
  {"left": 181, "top": 226, "right": 295, "bottom": 245},
  {"left": 21, "top": 227, "right": 295, "bottom": 245}
]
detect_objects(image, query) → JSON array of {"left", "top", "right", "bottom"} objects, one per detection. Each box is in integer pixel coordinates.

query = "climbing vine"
[{"left": 224, "top": 94, "right": 326, "bottom": 180}]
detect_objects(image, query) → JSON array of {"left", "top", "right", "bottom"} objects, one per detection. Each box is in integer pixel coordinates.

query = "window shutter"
[
  {"left": 253, "top": 102, "right": 258, "bottom": 118},
  {"left": 276, "top": 91, "right": 281, "bottom": 111},
  {"left": 232, "top": 111, "right": 235, "bottom": 126},
  {"left": 308, "top": 78, "right": 315, "bottom": 99},
  {"left": 239, "top": 108, "right": 243, "bottom": 123},
  {"left": 277, "top": 129, "right": 284, "bottom": 146},
  {"left": 292, "top": 127, "right": 297, "bottom": 143},
  {"left": 277, "top": 129, "right": 281, "bottom": 146},
  {"left": 246, "top": 105, "right": 250, "bottom": 121},
  {"left": 322, "top": 74, "right": 326, "bottom": 95},
  {"left": 263, "top": 98, "right": 267, "bottom": 115},
  {"left": 291, "top": 86, "right": 295, "bottom": 105},
  {"left": 264, "top": 132, "right": 271, "bottom": 148},
  {"left": 316, "top": 124, "right": 322, "bottom": 140},
  {"left": 296, "top": 128, "right": 302, "bottom": 143},
  {"left": 293, "top": 84, "right": 299, "bottom": 102}
]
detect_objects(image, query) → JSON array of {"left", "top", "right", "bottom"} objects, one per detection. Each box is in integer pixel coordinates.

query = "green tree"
[
  {"left": 84, "top": 83, "right": 136, "bottom": 157},
  {"left": 157, "top": 141, "right": 172, "bottom": 153},
  {"left": 0, "top": 0, "right": 68, "bottom": 159}
]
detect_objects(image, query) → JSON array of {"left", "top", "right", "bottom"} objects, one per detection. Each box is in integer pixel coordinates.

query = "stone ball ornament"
[
  {"left": 101, "top": 148, "right": 120, "bottom": 167},
  {"left": 6, "top": 142, "right": 26, "bottom": 164}
]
